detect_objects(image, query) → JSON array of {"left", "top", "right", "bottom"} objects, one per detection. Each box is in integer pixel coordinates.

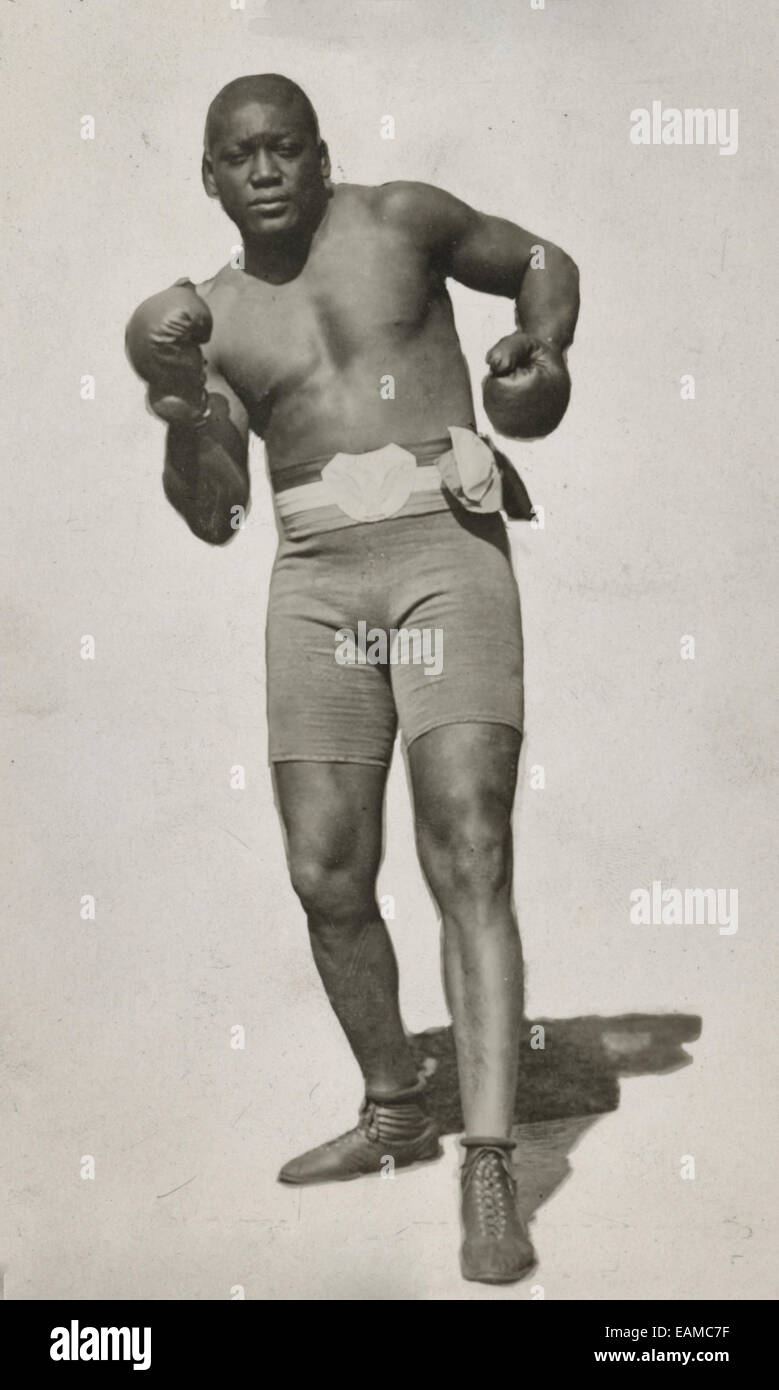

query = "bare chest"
[{"left": 209, "top": 229, "right": 440, "bottom": 408}]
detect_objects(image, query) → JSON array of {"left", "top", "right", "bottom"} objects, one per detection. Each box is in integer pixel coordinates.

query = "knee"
[
  {"left": 417, "top": 799, "right": 513, "bottom": 906},
  {"left": 287, "top": 848, "right": 376, "bottom": 927}
]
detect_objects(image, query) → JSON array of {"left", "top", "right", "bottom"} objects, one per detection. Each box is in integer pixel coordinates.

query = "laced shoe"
[{"left": 460, "top": 1137, "right": 536, "bottom": 1283}]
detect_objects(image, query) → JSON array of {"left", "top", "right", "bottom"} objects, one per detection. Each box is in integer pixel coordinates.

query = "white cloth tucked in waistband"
[{"left": 438, "top": 426, "right": 503, "bottom": 514}]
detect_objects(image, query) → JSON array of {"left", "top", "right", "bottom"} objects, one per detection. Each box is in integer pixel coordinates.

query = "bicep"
[
  {"left": 447, "top": 205, "right": 537, "bottom": 297},
  {"left": 385, "top": 181, "right": 560, "bottom": 298}
]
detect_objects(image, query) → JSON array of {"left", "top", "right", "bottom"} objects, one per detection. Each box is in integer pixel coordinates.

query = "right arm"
[
  {"left": 162, "top": 359, "right": 250, "bottom": 547},
  {"left": 126, "top": 278, "right": 250, "bottom": 546}
]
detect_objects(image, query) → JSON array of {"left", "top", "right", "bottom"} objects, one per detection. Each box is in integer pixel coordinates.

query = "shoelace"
[{"left": 464, "top": 1147, "right": 516, "bottom": 1240}]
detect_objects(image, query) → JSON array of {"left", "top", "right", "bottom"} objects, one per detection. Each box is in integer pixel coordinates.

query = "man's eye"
[
  {"left": 277, "top": 145, "right": 300, "bottom": 157},
  {"left": 226, "top": 153, "right": 246, "bottom": 165}
]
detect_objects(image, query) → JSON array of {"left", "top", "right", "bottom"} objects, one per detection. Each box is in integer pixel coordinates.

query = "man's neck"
[{"left": 243, "top": 189, "right": 331, "bottom": 284}]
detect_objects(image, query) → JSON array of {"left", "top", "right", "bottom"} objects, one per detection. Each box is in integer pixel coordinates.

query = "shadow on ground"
[{"left": 408, "top": 1013, "right": 701, "bottom": 1225}]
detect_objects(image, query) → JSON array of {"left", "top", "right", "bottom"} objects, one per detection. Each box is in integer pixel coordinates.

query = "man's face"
[{"left": 203, "top": 99, "right": 329, "bottom": 239}]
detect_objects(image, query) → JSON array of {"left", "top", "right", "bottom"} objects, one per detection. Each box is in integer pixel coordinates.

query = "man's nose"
[{"left": 249, "top": 150, "right": 281, "bottom": 185}]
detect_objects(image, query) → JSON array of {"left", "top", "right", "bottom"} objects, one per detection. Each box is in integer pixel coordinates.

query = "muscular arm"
[
  {"left": 381, "top": 181, "right": 579, "bottom": 348},
  {"left": 380, "top": 180, "right": 579, "bottom": 439},
  {"left": 163, "top": 357, "right": 250, "bottom": 546}
]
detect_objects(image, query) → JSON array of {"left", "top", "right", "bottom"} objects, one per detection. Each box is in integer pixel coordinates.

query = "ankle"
[
  {"left": 462, "top": 1134, "right": 516, "bottom": 1150},
  {"left": 365, "top": 1075, "right": 426, "bottom": 1104}
]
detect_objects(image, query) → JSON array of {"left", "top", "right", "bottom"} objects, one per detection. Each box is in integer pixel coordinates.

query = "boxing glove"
[
  {"left": 482, "top": 332, "right": 571, "bottom": 440},
  {"left": 125, "top": 278, "right": 213, "bottom": 426}
]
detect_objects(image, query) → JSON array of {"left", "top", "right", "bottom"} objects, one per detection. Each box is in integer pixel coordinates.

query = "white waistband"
[{"left": 275, "top": 463, "right": 444, "bottom": 518}]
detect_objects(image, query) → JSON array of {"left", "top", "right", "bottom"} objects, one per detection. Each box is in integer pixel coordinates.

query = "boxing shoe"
[
  {"left": 460, "top": 1137, "right": 536, "bottom": 1284},
  {"left": 278, "top": 1082, "right": 442, "bottom": 1185}
]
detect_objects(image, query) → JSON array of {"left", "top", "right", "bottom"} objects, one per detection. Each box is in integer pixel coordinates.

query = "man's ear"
[
  {"left": 202, "top": 151, "right": 219, "bottom": 199},
  {"left": 319, "top": 140, "right": 332, "bottom": 188}
]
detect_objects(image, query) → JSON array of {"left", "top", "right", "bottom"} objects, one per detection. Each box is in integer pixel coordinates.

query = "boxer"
[{"left": 126, "top": 73, "right": 579, "bottom": 1285}]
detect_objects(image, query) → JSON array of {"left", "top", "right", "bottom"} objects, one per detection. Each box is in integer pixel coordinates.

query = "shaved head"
[{"left": 205, "top": 74, "right": 320, "bottom": 153}]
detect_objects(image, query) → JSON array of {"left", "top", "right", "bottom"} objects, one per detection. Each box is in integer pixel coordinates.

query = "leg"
[
  {"left": 266, "top": 524, "right": 443, "bottom": 1183},
  {"left": 387, "top": 507, "right": 531, "bottom": 1276},
  {"left": 273, "top": 758, "right": 442, "bottom": 1184},
  {"left": 274, "top": 758, "right": 418, "bottom": 1096},
  {"left": 409, "top": 722, "right": 523, "bottom": 1136},
  {"left": 409, "top": 722, "right": 534, "bottom": 1280}
]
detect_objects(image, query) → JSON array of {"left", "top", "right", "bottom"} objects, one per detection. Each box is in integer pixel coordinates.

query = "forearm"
[
  {"left": 514, "top": 243, "right": 580, "bottom": 349},
  {"left": 483, "top": 241, "right": 579, "bottom": 440},
  {"left": 163, "top": 416, "right": 249, "bottom": 546}
]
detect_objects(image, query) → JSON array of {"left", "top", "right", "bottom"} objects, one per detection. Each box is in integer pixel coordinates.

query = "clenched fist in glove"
[
  {"left": 125, "top": 278, "right": 213, "bottom": 427},
  {"left": 482, "top": 330, "right": 571, "bottom": 440}
]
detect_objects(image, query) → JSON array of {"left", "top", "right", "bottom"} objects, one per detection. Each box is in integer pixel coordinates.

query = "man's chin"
[{"left": 243, "top": 203, "right": 299, "bottom": 234}]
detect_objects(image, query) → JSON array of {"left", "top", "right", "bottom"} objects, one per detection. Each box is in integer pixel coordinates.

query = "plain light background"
[{"left": 1, "top": 0, "right": 776, "bottom": 1299}]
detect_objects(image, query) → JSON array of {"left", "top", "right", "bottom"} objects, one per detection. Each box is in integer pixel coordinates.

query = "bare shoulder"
[
  {"left": 372, "top": 180, "right": 474, "bottom": 240},
  {"left": 194, "top": 264, "right": 243, "bottom": 303},
  {"left": 194, "top": 266, "right": 245, "bottom": 342}
]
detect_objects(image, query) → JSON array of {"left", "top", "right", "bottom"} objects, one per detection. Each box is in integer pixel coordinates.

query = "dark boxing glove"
[
  {"left": 482, "top": 331, "right": 571, "bottom": 440},
  {"left": 125, "top": 278, "right": 213, "bottom": 426}
]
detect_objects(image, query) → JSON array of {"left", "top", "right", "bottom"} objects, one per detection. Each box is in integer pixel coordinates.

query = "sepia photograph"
[{"left": 2, "top": 0, "right": 775, "bottom": 1345}]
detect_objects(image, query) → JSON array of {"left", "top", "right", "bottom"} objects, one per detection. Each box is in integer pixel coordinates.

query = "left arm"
[
  {"left": 382, "top": 182, "right": 580, "bottom": 438},
  {"left": 443, "top": 197, "right": 579, "bottom": 351}
]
